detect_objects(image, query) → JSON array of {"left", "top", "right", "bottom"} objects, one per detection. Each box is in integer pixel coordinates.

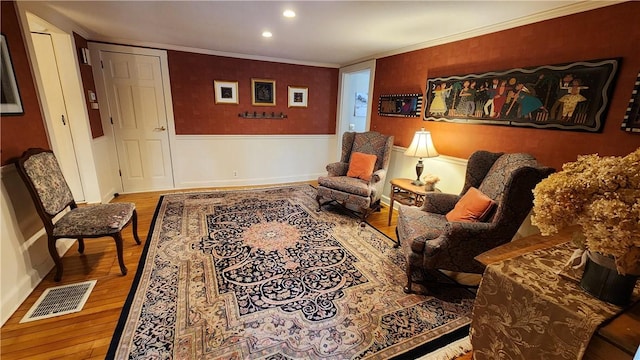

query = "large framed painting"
[{"left": 424, "top": 58, "right": 619, "bottom": 132}]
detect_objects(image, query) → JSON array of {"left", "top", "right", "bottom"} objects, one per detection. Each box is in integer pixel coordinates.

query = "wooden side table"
[{"left": 388, "top": 178, "right": 429, "bottom": 227}]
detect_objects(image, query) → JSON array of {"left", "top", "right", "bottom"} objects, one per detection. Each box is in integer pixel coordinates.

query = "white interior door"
[
  {"left": 336, "top": 60, "right": 376, "bottom": 160},
  {"left": 99, "top": 51, "right": 174, "bottom": 192},
  {"left": 30, "top": 32, "right": 85, "bottom": 202}
]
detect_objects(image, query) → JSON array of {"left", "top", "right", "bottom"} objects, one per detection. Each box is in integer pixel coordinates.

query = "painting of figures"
[{"left": 424, "top": 59, "right": 619, "bottom": 132}]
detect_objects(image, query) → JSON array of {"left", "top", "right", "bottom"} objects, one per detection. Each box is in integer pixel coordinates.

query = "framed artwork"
[
  {"left": 354, "top": 92, "right": 368, "bottom": 117},
  {"left": 1, "top": 34, "right": 24, "bottom": 115},
  {"left": 621, "top": 71, "right": 640, "bottom": 133},
  {"left": 378, "top": 93, "right": 422, "bottom": 117},
  {"left": 288, "top": 86, "right": 308, "bottom": 108},
  {"left": 213, "top": 80, "right": 238, "bottom": 104},
  {"left": 424, "top": 58, "right": 619, "bottom": 132},
  {"left": 252, "top": 78, "right": 276, "bottom": 106}
]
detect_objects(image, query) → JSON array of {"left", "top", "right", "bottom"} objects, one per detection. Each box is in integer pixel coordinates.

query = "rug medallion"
[{"left": 108, "top": 185, "right": 473, "bottom": 359}]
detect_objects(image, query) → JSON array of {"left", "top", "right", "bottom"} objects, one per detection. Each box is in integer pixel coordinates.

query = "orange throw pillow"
[
  {"left": 347, "top": 152, "right": 377, "bottom": 181},
  {"left": 445, "top": 187, "right": 496, "bottom": 222}
]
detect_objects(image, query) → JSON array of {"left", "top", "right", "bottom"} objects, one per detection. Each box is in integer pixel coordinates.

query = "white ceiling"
[{"left": 31, "top": 1, "right": 617, "bottom": 67}]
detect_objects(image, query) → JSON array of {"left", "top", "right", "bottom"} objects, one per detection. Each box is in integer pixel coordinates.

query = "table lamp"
[{"left": 404, "top": 128, "right": 439, "bottom": 186}]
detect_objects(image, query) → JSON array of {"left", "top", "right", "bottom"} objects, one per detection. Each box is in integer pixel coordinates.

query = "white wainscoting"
[
  {"left": 172, "top": 134, "right": 339, "bottom": 189},
  {"left": 382, "top": 146, "right": 468, "bottom": 206},
  {"left": 1, "top": 165, "right": 74, "bottom": 326},
  {"left": 171, "top": 136, "right": 470, "bottom": 199},
  {"left": 0, "top": 136, "right": 482, "bottom": 326}
]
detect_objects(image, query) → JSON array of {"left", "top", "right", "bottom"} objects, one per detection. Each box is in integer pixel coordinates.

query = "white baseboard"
[{"left": 175, "top": 173, "right": 324, "bottom": 189}]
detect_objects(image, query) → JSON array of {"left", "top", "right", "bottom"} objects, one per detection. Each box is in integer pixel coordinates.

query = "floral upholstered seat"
[
  {"left": 15, "top": 148, "right": 141, "bottom": 281},
  {"left": 396, "top": 150, "right": 554, "bottom": 293},
  {"left": 317, "top": 131, "right": 394, "bottom": 221}
]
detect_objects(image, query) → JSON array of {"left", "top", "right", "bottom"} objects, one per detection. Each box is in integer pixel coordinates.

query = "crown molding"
[
  {"left": 87, "top": 36, "right": 341, "bottom": 69},
  {"left": 355, "top": 1, "right": 626, "bottom": 65}
]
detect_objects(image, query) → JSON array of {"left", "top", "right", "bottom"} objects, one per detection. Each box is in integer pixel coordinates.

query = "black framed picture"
[
  {"left": 424, "top": 58, "right": 620, "bottom": 132},
  {"left": 621, "top": 71, "right": 640, "bottom": 133},
  {"left": 378, "top": 93, "right": 422, "bottom": 117}
]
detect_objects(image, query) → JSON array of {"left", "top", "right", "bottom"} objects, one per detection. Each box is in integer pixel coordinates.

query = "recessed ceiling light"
[
  {"left": 262, "top": 31, "right": 273, "bottom": 38},
  {"left": 283, "top": 9, "right": 296, "bottom": 18}
]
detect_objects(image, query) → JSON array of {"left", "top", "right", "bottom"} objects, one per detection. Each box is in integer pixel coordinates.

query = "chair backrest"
[
  {"left": 477, "top": 152, "right": 554, "bottom": 223},
  {"left": 15, "top": 148, "right": 75, "bottom": 232},
  {"left": 341, "top": 131, "right": 394, "bottom": 172},
  {"left": 460, "top": 150, "right": 503, "bottom": 196}
]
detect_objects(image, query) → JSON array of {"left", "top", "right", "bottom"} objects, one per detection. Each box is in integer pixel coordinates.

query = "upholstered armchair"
[
  {"left": 317, "top": 131, "right": 394, "bottom": 221},
  {"left": 15, "top": 148, "right": 141, "bottom": 281},
  {"left": 397, "top": 150, "right": 554, "bottom": 293}
]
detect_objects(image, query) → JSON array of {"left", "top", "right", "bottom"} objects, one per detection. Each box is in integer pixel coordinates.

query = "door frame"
[
  {"left": 21, "top": 12, "right": 102, "bottom": 203},
  {"left": 29, "top": 32, "right": 85, "bottom": 201},
  {"left": 88, "top": 42, "right": 178, "bottom": 194},
  {"left": 336, "top": 60, "right": 376, "bottom": 160}
]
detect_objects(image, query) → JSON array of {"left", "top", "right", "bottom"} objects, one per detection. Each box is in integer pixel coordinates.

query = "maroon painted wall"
[
  {"left": 168, "top": 51, "right": 338, "bottom": 135},
  {"left": 73, "top": 32, "right": 103, "bottom": 138},
  {"left": 371, "top": 2, "right": 640, "bottom": 170},
  {"left": 1, "top": 1, "right": 49, "bottom": 165}
]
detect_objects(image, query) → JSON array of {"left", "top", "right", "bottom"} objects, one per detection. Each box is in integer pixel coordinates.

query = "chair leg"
[
  {"left": 404, "top": 263, "right": 414, "bottom": 294},
  {"left": 77, "top": 238, "right": 85, "bottom": 253},
  {"left": 315, "top": 195, "right": 323, "bottom": 212},
  {"left": 48, "top": 236, "right": 64, "bottom": 282},
  {"left": 373, "top": 199, "right": 382, "bottom": 212},
  {"left": 113, "top": 233, "right": 128, "bottom": 276},
  {"left": 360, "top": 206, "right": 377, "bottom": 227},
  {"left": 131, "top": 209, "right": 142, "bottom": 245}
]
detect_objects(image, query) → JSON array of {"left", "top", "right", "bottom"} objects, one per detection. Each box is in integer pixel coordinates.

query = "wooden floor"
[{"left": 0, "top": 182, "right": 472, "bottom": 359}]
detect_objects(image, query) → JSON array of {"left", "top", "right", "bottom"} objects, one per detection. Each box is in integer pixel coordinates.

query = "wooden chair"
[{"left": 15, "top": 148, "right": 141, "bottom": 281}]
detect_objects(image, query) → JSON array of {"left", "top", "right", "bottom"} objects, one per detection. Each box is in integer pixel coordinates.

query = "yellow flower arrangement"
[{"left": 531, "top": 147, "right": 640, "bottom": 275}]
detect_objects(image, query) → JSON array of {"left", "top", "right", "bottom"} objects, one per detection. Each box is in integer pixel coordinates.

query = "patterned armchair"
[
  {"left": 15, "top": 148, "right": 141, "bottom": 281},
  {"left": 317, "top": 131, "right": 394, "bottom": 221},
  {"left": 397, "top": 150, "right": 554, "bottom": 293}
]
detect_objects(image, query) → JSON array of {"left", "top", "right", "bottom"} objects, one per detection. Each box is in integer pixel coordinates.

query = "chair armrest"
[
  {"left": 423, "top": 221, "right": 496, "bottom": 256},
  {"left": 326, "top": 162, "right": 348, "bottom": 177},
  {"left": 368, "top": 168, "right": 387, "bottom": 202},
  {"left": 371, "top": 168, "right": 386, "bottom": 183},
  {"left": 421, "top": 193, "right": 460, "bottom": 214}
]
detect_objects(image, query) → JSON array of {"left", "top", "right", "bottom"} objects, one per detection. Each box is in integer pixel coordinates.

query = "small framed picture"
[
  {"left": 251, "top": 78, "right": 276, "bottom": 106},
  {"left": 288, "top": 86, "right": 308, "bottom": 108},
  {"left": 213, "top": 80, "right": 238, "bottom": 104}
]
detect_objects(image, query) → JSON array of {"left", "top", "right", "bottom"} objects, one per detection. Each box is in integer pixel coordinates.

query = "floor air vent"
[{"left": 20, "top": 280, "right": 97, "bottom": 323}]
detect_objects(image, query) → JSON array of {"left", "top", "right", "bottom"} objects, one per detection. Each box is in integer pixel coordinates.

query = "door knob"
[{"left": 154, "top": 126, "right": 166, "bottom": 131}]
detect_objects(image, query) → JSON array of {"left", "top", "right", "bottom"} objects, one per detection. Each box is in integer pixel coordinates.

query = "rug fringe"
[{"left": 416, "top": 336, "right": 471, "bottom": 360}]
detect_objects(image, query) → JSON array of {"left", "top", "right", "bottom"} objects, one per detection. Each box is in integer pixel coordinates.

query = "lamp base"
[{"left": 412, "top": 159, "right": 424, "bottom": 186}]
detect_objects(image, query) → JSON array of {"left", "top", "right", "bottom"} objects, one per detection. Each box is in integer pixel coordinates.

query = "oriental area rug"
[{"left": 107, "top": 185, "right": 474, "bottom": 359}]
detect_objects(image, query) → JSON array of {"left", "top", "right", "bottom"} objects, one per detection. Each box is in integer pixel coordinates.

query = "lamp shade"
[{"left": 404, "top": 129, "right": 439, "bottom": 159}]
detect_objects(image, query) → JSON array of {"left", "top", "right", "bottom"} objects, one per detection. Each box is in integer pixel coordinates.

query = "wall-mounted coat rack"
[{"left": 238, "top": 111, "right": 287, "bottom": 119}]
